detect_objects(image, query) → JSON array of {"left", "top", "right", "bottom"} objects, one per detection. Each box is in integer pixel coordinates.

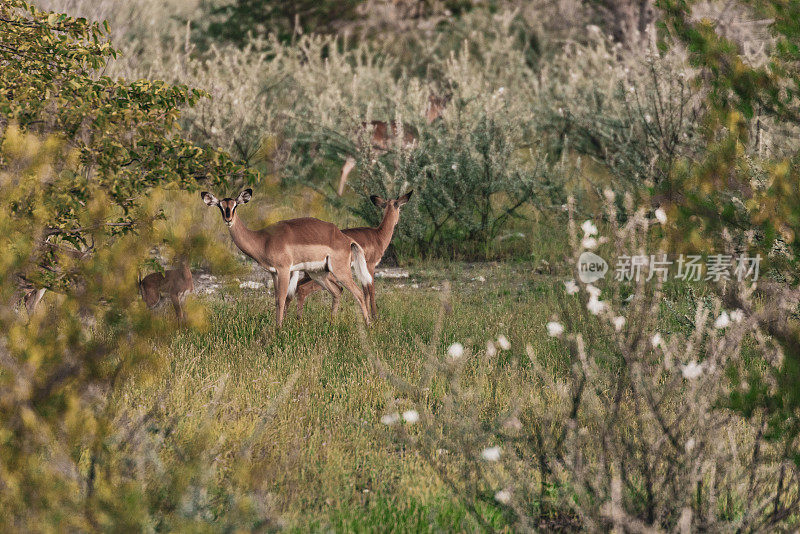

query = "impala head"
[
  {"left": 425, "top": 93, "right": 450, "bottom": 124},
  {"left": 201, "top": 188, "right": 252, "bottom": 227},
  {"left": 370, "top": 190, "right": 413, "bottom": 226}
]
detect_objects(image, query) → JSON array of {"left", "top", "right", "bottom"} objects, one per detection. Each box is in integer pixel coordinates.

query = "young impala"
[
  {"left": 201, "top": 188, "right": 372, "bottom": 327},
  {"left": 291, "top": 191, "right": 412, "bottom": 320},
  {"left": 139, "top": 260, "right": 194, "bottom": 321},
  {"left": 337, "top": 94, "right": 448, "bottom": 196}
]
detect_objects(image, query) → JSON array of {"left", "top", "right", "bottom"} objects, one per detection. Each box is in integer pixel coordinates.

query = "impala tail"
[{"left": 351, "top": 243, "right": 372, "bottom": 286}]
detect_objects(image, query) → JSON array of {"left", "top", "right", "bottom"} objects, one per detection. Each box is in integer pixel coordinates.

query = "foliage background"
[{"left": 2, "top": 0, "right": 799, "bottom": 530}]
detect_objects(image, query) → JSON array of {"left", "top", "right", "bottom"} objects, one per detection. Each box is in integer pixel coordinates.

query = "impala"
[
  {"left": 201, "top": 188, "right": 372, "bottom": 327},
  {"left": 337, "top": 94, "right": 448, "bottom": 196},
  {"left": 139, "top": 260, "right": 194, "bottom": 321},
  {"left": 291, "top": 191, "right": 412, "bottom": 319}
]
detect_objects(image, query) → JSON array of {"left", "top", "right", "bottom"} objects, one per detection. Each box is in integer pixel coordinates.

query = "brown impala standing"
[
  {"left": 201, "top": 188, "right": 372, "bottom": 327},
  {"left": 139, "top": 260, "right": 194, "bottom": 321},
  {"left": 337, "top": 94, "right": 448, "bottom": 196},
  {"left": 291, "top": 191, "right": 412, "bottom": 320}
]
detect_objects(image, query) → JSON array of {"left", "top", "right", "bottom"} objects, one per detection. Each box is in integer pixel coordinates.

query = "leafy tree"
[
  {"left": 0, "top": 127, "right": 277, "bottom": 531},
  {"left": 0, "top": 0, "right": 256, "bottom": 292}
]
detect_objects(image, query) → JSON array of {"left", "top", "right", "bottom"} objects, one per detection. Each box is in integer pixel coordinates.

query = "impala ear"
[
  {"left": 397, "top": 190, "right": 413, "bottom": 206},
  {"left": 370, "top": 195, "right": 387, "bottom": 208},
  {"left": 236, "top": 188, "right": 252, "bottom": 204},
  {"left": 201, "top": 192, "right": 219, "bottom": 206}
]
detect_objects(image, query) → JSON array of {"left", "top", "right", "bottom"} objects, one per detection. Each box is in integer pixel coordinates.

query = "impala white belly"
[
  {"left": 290, "top": 259, "right": 328, "bottom": 273},
  {"left": 284, "top": 258, "right": 329, "bottom": 299}
]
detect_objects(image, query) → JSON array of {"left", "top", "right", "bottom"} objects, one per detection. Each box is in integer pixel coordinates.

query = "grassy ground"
[
  {"left": 118, "top": 247, "right": 740, "bottom": 531},
  {"left": 119, "top": 262, "right": 578, "bottom": 531}
]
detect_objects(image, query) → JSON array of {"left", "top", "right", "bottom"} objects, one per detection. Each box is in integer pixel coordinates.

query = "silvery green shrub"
[{"left": 374, "top": 194, "right": 799, "bottom": 531}]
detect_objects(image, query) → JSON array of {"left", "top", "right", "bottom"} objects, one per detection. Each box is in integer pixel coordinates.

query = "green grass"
[
  {"left": 117, "top": 261, "right": 753, "bottom": 531},
  {"left": 119, "top": 262, "right": 570, "bottom": 530}
]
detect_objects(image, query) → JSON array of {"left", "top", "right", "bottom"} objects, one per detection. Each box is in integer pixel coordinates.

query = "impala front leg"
[{"left": 273, "top": 269, "right": 291, "bottom": 328}]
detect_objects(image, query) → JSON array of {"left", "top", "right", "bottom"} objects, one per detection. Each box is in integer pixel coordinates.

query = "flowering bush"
[{"left": 374, "top": 193, "right": 799, "bottom": 530}]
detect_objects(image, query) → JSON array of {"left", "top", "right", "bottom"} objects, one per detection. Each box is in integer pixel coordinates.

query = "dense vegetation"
[{"left": 1, "top": 0, "right": 799, "bottom": 530}]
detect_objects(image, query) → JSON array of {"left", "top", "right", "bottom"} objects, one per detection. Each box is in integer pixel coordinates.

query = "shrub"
[
  {"left": 373, "top": 194, "right": 799, "bottom": 530},
  {"left": 278, "top": 15, "right": 568, "bottom": 258},
  {"left": 0, "top": 0, "right": 256, "bottom": 292},
  {"left": 348, "top": 106, "right": 565, "bottom": 258}
]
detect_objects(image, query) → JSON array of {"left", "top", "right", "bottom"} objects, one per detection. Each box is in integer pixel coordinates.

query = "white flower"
[
  {"left": 494, "top": 489, "right": 512, "bottom": 504},
  {"left": 586, "top": 285, "right": 602, "bottom": 298},
  {"left": 381, "top": 412, "right": 400, "bottom": 425},
  {"left": 644, "top": 113, "right": 652, "bottom": 123},
  {"left": 730, "top": 309, "right": 745, "bottom": 323},
  {"left": 581, "top": 220, "right": 598, "bottom": 236},
  {"left": 681, "top": 361, "right": 703, "bottom": 380},
  {"left": 481, "top": 446, "right": 501, "bottom": 461},
  {"left": 497, "top": 335, "right": 511, "bottom": 350},
  {"left": 402, "top": 410, "right": 419, "bottom": 424},
  {"left": 654, "top": 208, "right": 667, "bottom": 224},
  {"left": 451, "top": 163, "right": 458, "bottom": 171},
  {"left": 714, "top": 312, "right": 731, "bottom": 329},
  {"left": 612, "top": 316, "right": 626, "bottom": 331},
  {"left": 496, "top": 86, "right": 505, "bottom": 95},
  {"left": 485, "top": 340, "right": 497, "bottom": 358},
  {"left": 651, "top": 332, "right": 663, "bottom": 348},
  {"left": 447, "top": 342, "right": 464, "bottom": 359},
  {"left": 581, "top": 236, "right": 598, "bottom": 250},
  {"left": 564, "top": 280, "right": 579, "bottom": 295},
  {"left": 685, "top": 438, "right": 696, "bottom": 453},
  {"left": 547, "top": 321, "right": 564, "bottom": 337},
  {"left": 587, "top": 297, "right": 606, "bottom": 315}
]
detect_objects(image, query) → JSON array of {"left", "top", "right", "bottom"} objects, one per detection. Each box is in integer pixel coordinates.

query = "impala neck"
[
  {"left": 227, "top": 213, "right": 263, "bottom": 261},
  {"left": 376, "top": 208, "right": 400, "bottom": 250}
]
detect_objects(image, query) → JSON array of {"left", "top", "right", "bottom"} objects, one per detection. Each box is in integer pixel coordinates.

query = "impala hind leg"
[
  {"left": 367, "top": 282, "right": 378, "bottom": 319},
  {"left": 366, "top": 267, "right": 378, "bottom": 319},
  {"left": 293, "top": 276, "right": 315, "bottom": 319},
  {"left": 293, "top": 274, "right": 327, "bottom": 319},
  {"left": 320, "top": 276, "right": 342, "bottom": 317},
  {"left": 329, "top": 259, "right": 370, "bottom": 325},
  {"left": 305, "top": 272, "right": 343, "bottom": 318}
]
